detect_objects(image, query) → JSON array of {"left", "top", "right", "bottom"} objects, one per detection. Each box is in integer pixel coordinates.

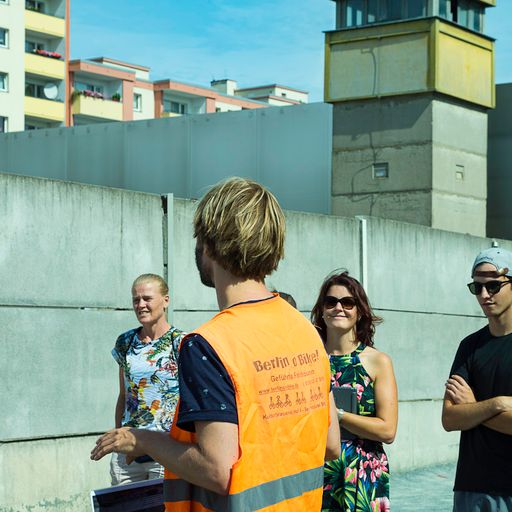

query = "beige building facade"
[
  {"left": 0, "top": 0, "right": 69, "bottom": 132},
  {"left": 1, "top": 0, "right": 29, "bottom": 132}
]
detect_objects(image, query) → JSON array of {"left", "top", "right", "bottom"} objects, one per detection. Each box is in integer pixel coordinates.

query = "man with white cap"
[{"left": 442, "top": 246, "right": 512, "bottom": 511}]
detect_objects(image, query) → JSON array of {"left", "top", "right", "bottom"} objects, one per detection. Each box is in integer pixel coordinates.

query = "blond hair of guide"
[{"left": 194, "top": 177, "right": 285, "bottom": 281}]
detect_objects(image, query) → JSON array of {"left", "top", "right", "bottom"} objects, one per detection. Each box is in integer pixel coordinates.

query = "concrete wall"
[
  {"left": 0, "top": 173, "right": 165, "bottom": 511},
  {"left": 487, "top": 83, "right": 512, "bottom": 240},
  {"left": 2, "top": 172, "right": 510, "bottom": 510},
  {"left": 431, "top": 99, "right": 487, "bottom": 235},
  {"left": 331, "top": 95, "right": 487, "bottom": 236},
  {"left": 0, "top": 102, "right": 332, "bottom": 215}
]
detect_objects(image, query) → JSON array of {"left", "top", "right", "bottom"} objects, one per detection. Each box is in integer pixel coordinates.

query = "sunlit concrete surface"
[{"left": 393, "top": 462, "right": 456, "bottom": 512}]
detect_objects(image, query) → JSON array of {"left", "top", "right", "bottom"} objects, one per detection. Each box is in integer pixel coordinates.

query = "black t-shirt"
[{"left": 450, "top": 326, "right": 512, "bottom": 493}]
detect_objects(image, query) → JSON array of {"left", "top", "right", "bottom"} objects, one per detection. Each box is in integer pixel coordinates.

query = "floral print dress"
[
  {"left": 323, "top": 343, "right": 390, "bottom": 512},
  {"left": 112, "top": 326, "right": 185, "bottom": 431}
]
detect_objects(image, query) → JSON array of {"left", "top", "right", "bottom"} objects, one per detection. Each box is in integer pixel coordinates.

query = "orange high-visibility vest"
[{"left": 164, "top": 295, "right": 331, "bottom": 511}]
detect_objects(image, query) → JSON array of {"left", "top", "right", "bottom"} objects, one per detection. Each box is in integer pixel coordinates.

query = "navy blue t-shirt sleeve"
[{"left": 177, "top": 333, "right": 238, "bottom": 432}]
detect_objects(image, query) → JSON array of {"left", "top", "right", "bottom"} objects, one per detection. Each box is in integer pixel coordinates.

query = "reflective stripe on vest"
[{"left": 164, "top": 466, "right": 324, "bottom": 512}]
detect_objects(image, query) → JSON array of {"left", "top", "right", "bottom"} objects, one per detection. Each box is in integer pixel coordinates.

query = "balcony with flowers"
[
  {"left": 71, "top": 89, "right": 123, "bottom": 122},
  {"left": 25, "top": 48, "right": 65, "bottom": 80}
]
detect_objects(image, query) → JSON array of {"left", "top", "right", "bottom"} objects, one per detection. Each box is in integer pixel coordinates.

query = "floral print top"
[
  {"left": 112, "top": 326, "right": 185, "bottom": 432},
  {"left": 323, "top": 343, "right": 390, "bottom": 512}
]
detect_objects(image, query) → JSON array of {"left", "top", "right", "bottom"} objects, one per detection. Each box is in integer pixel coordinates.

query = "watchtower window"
[
  {"left": 438, "top": 0, "right": 484, "bottom": 32},
  {"left": 338, "top": 0, "right": 427, "bottom": 29},
  {"left": 346, "top": 0, "right": 364, "bottom": 27}
]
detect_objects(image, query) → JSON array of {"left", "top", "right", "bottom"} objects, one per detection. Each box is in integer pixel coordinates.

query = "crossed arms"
[{"left": 442, "top": 375, "right": 512, "bottom": 435}]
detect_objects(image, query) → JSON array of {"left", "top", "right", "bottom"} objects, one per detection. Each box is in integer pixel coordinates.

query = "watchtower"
[{"left": 325, "top": 0, "right": 495, "bottom": 235}]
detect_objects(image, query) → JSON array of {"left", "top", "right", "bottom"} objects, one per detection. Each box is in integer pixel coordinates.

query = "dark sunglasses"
[
  {"left": 324, "top": 296, "right": 357, "bottom": 310},
  {"left": 467, "top": 280, "right": 511, "bottom": 296}
]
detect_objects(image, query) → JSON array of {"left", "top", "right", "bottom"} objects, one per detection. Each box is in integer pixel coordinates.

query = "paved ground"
[{"left": 393, "top": 462, "right": 456, "bottom": 511}]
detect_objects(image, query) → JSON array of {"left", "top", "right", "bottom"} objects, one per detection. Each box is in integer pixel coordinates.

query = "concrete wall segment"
[
  {"left": 432, "top": 146, "right": 487, "bottom": 199},
  {"left": 332, "top": 191, "right": 433, "bottom": 225},
  {"left": 327, "top": 28, "right": 430, "bottom": 102},
  {"left": 1, "top": 307, "right": 134, "bottom": 441},
  {"left": 487, "top": 83, "right": 512, "bottom": 240},
  {"left": 0, "top": 173, "right": 164, "bottom": 308},
  {"left": 488, "top": 84, "right": 512, "bottom": 137},
  {"left": 171, "top": 198, "right": 218, "bottom": 312},
  {"left": 332, "top": 96, "right": 434, "bottom": 151},
  {"left": 431, "top": 191, "right": 486, "bottom": 236},
  {"left": 332, "top": 143, "right": 432, "bottom": 196},
  {"left": 363, "top": 216, "right": 512, "bottom": 315},
  {"left": 0, "top": 103, "right": 333, "bottom": 215},
  {"left": 0, "top": 435, "right": 110, "bottom": 511},
  {"left": 432, "top": 99, "right": 488, "bottom": 156},
  {"left": 376, "top": 310, "right": 486, "bottom": 402},
  {"left": 271, "top": 211, "right": 361, "bottom": 312},
  {"left": 386, "top": 400, "right": 460, "bottom": 471}
]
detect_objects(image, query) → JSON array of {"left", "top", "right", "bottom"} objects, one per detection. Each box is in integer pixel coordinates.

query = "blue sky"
[{"left": 71, "top": 1, "right": 512, "bottom": 102}]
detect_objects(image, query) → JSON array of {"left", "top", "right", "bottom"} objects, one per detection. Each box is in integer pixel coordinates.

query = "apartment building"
[
  {"left": 68, "top": 57, "right": 155, "bottom": 126},
  {"left": 67, "top": 57, "right": 274, "bottom": 126},
  {"left": 1, "top": 0, "right": 305, "bottom": 131},
  {"left": 0, "top": 2, "right": 306, "bottom": 131},
  {"left": 235, "top": 83, "right": 309, "bottom": 106},
  {"left": 0, "top": 0, "right": 69, "bottom": 132}
]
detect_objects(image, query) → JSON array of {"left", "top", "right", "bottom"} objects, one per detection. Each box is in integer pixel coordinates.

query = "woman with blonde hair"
[
  {"left": 110, "top": 273, "right": 185, "bottom": 485},
  {"left": 312, "top": 270, "right": 398, "bottom": 511}
]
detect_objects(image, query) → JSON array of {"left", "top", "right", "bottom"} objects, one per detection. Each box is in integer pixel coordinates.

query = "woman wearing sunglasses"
[{"left": 311, "top": 270, "right": 398, "bottom": 512}]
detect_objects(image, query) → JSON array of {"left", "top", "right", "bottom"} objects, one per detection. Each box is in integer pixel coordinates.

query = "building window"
[
  {"left": 26, "top": 40, "right": 45, "bottom": 52},
  {"left": 406, "top": 0, "right": 426, "bottom": 18},
  {"left": 25, "top": 82, "right": 45, "bottom": 98},
  {"left": 0, "top": 28, "right": 8, "bottom": 48},
  {"left": 171, "top": 101, "right": 187, "bottom": 114},
  {"left": 439, "top": 0, "right": 483, "bottom": 32},
  {"left": 133, "top": 93, "right": 142, "bottom": 112},
  {"left": 74, "top": 81, "right": 104, "bottom": 95},
  {"left": 0, "top": 72, "right": 7, "bottom": 92},
  {"left": 346, "top": 0, "right": 364, "bottom": 27},
  {"left": 439, "top": 0, "right": 449, "bottom": 18},
  {"left": 380, "top": 0, "right": 401, "bottom": 21},
  {"left": 164, "top": 99, "right": 187, "bottom": 114},
  {"left": 373, "top": 162, "right": 389, "bottom": 179},
  {"left": 26, "top": 0, "right": 44, "bottom": 12},
  {"left": 0, "top": 116, "right": 7, "bottom": 133},
  {"left": 455, "top": 164, "right": 465, "bottom": 181},
  {"left": 340, "top": 0, "right": 427, "bottom": 28}
]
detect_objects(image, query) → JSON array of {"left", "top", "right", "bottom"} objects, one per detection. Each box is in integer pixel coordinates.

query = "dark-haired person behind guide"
[{"left": 442, "top": 247, "right": 512, "bottom": 512}]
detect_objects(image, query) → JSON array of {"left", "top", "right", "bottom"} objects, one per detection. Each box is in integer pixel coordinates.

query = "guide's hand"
[
  {"left": 445, "top": 375, "right": 476, "bottom": 405},
  {"left": 90, "top": 427, "right": 144, "bottom": 461}
]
